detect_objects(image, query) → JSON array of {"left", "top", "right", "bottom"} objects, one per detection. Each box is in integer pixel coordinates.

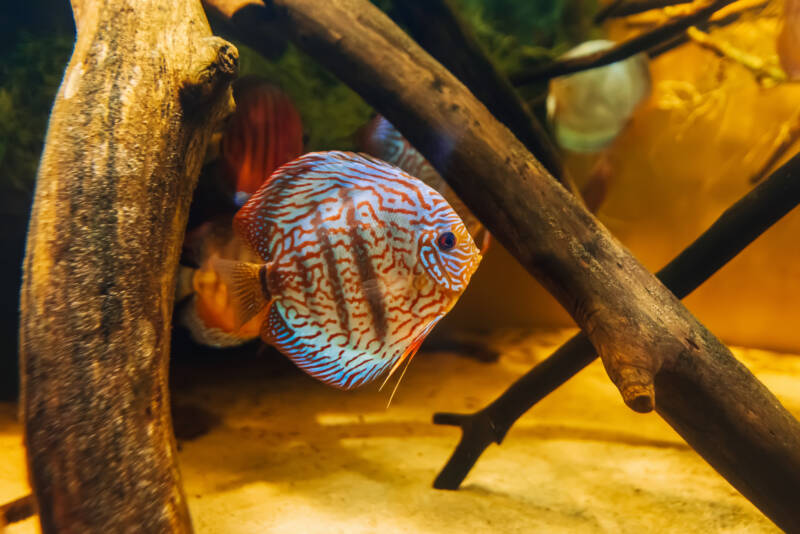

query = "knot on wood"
[
  {"left": 616, "top": 366, "right": 656, "bottom": 413},
  {"left": 181, "top": 36, "right": 239, "bottom": 112},
  {"left": 588, "top": 316, "right": 662, "bottom": 414}
]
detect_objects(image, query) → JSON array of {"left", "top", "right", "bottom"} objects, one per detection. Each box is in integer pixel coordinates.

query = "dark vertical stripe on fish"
[
  {"left": 312, "top": 210, "right": 350, "bottom": 335},
  {"left": 343, "top": 190, "right": 389, "bottom": 341},
  {"left": 258, "top": 264, "right": 271, "bottom": 301}
]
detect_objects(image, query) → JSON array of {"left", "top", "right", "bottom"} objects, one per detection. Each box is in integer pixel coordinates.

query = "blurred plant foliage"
[
  {"left": 451, "top": 0, "right": 601, "bottom": 74},
  {"left": 0, "top": 32, "right": 73, "bottom": 205},
  {"left": 235, "top": 42, "right": 374, "bottom": 152}
]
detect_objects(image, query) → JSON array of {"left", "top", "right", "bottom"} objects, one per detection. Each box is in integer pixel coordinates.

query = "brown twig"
[
  {"left": 687, "top": 26, "right": 786, "bottom": 84},
  {"left": 434, "top": 148, "right": 800, "bottom": 491},
  {"left": 0, "top": 494, "right": 35, "bottom": 526},
  {"left": 750, "top": 112, "right": 800, "bottom": 184},
  {"left": 511, "top": 0, "right": 738, "bottom": 85},
  {"left": 644, "top": 2, "right": 761, "bottom": 58},
  {"left": 595, "top": 0, "right": 694, "bottom": 23}
]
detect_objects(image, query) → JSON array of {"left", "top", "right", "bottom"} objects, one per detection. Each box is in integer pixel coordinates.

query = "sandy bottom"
[{"left": 2, "top": 329, "right": 799, "bottom": 533}]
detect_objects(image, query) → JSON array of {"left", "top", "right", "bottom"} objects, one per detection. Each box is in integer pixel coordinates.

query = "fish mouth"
[
  {"left": 440, "top": 249, "right": 483, "bottom": 303},
  {"left": 462, "top": 250, "right": 483, "bottom": 285}
]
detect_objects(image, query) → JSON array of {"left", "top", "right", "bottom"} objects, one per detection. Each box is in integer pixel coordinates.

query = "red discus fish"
[
  {"left": 215, "top": 151, "right": 482, "bottom": 390},
  {"left": 778, "top": 0, "right": 800, "bottom": 81},
  {"left": 222, "top": 77, "right": 304, "bottom": 204},
  {"left": 358, "top": 114, "right": 490, "bottom": 252}
]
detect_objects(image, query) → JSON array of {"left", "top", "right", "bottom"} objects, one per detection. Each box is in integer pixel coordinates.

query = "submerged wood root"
[
  {"left": 205, "top": 0, "right": 800, "bottom": 529},
  {"left": 0, "top": 494, "right": 35, "bottom": 527},
  {"left": 19, "top": 1, "right": 236, "bottom": 532},
  {"left": 433, "top": 150, "right": 800, "bottom": 495}
]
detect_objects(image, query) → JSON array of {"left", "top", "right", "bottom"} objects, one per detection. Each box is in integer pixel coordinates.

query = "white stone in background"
[{"left": 547, "top": 40, "right": 652, "bottom": 153}]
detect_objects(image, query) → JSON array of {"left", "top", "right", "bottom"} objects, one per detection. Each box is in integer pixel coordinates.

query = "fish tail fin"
[
  {"left": 209, "top": 256, "right": 269, "bottom": 329},
  {"left": 179, "top": 296, "right": 254, "bottom": 349}
]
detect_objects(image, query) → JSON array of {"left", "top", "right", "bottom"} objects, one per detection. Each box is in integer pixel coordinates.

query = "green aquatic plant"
[
  {"left": 235, "top": 42, "right": 374, "bottom": 152},
  {"left": 453, "top": 0, "right": 602, "bottom": 74},
  {"left": 0, "top": 31, "right": 73, "bottom": 207}
]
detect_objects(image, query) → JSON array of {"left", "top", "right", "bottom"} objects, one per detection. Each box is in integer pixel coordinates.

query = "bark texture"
[
  {"left": 19, "top": 1, "right": 237, "bottom": 532},
  {"left": 203, "top": 0, "right": 800, "bottom": 530}
]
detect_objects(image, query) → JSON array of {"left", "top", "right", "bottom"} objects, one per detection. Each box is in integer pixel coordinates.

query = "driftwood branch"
[
  {"left": 687, "top": 27, "right": 786, "bottom": 83},
  {"left": 750, "top": 111, "right": 800, "bottom": 184},
  {"left": 205, "top": 0, "right": 800, "bottom": 529},
  {"left": 0, "top": 494, "right": 35, "bottom": 527},
  {"left": 645, "top": 1, "right": 766, "bottom": 58},
  {"left": 595, "top": 0, "right": 694, "bottom": 22},
  {"left": 511, "top": 0, "right": 737, "bottom": 85},
  {"left": 387, "top": 0, "right": 576, "bottom": 195},
  {"left": 434, "top": 149, "right": 800, "bottom": 490},
  {"left": 19, "top": 1, "right": 237, "bottom": 532}
]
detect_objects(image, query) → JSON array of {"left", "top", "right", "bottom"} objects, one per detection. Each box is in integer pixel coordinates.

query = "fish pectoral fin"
[{"left": 209, "top": 256, "right": 269, "bottom": 329}]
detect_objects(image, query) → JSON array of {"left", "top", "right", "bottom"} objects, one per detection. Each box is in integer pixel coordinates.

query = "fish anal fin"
[
  {"left": 209, "top": 256, "right": 269, "bottom": 329},
  {"left": 262, "top": 304, "right": 385, "bottom": 391}
]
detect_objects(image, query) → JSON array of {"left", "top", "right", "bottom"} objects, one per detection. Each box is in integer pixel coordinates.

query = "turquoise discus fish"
[{"left": 216, "top": 151, "right": 482, "bottom": 390}]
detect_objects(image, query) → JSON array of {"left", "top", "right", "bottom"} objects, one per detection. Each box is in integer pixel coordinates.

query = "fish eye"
[{"left": 436, "top": 231, "right": 457, "bottom": 251}]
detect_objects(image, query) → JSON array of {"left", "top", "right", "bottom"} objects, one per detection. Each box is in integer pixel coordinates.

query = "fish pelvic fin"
[
  {"left": 379, "top": 316, "right": 444, "bottom": 401},
  {"left": 209, "top": 256, "right": 270, "bottom": 329}
]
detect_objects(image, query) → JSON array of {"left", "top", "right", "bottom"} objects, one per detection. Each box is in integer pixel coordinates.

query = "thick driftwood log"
[
  {"left": 433, "top": 149, "right": 800, "bottom": 489},
  {"left": 205, "top": 0, "right": 800, "bottom": 529},
  {"left": 387, "top": 0, "right": 575, "bottom": 193},
  {"left": 19, "top": 1, "right": 237, "bottom": 532},
  {"left": 511, "top": 0, "right": 737, "bottom": 85}
]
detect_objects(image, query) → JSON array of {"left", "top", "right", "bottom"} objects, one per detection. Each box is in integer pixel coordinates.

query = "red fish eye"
[{"left": 436, "top": 231, "right": 457, "bottom": 251}]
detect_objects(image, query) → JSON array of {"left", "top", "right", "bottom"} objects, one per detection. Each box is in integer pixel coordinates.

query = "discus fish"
[
  {"left": 222, "top": 77, "right": 304, "bottom": 205},
  {"left": 358, "top": 115, "right": 490, "bottom": 252},
  {"left": 177, "top": 217, "right": 263, "bottom": 348},
  {"left": 216, "top": 151, "right": 482, "bottom": 390},
  {"left": 778, "top": 0, "right": 800, "bottom": 81}
]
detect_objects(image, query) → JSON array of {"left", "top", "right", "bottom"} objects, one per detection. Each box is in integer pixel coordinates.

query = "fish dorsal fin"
[{"left": 209, "top": 256, "right": 269, "bottom": 329}]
